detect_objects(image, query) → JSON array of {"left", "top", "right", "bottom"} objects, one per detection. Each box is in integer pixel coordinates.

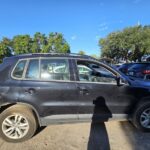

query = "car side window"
[
  {"left": 12, "top": 60, "right": 27, "bottom": 78},
  {"left": 25, "top": 59, "right": 39, "bottom": 79},
  {"left": 77, "top": 60, "right": 116, "bottom": 83},
  {"left": 40, "top": 59, "right": 70, "bottom": 81}
]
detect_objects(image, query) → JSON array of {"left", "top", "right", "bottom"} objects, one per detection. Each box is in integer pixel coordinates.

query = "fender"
[{"left": 0, "top": 102, "right": 42, "bottom": 126}]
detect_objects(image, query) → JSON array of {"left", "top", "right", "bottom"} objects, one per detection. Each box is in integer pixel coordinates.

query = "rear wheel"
[
  {"left": 0, "top": 105, "right": 37, "bottom": 142},
  {"left": 132, "top": 102, "right": 150, "bottom": 132}
]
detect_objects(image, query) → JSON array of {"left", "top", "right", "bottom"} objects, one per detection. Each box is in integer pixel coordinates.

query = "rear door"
[{"left": 13, "top": 57, "right": 78, "bottom": 118}]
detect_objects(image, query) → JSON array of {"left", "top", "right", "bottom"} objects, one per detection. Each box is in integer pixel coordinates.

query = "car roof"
[
  {"left": 4, "top": 53, "right": 98, "bottom": 61},
  {"left": 122, "top": 62, "right": 150, "bottom": 65},
  {"left": 130, "top": 62, "right": 150, "bottom": 65}
]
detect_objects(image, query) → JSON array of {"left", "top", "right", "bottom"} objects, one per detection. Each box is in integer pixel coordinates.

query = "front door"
[{"left": 74, "top": 59, "right": 135, "bottom": 121}]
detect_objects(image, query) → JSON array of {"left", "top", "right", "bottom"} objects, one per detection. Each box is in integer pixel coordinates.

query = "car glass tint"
[
  {"left": 40, "top": 59, "right": 70, "bottom": 81},
  {"left": 25, "top": 59, "right": 39, "bottom": 79},
  {"left": 13, "top": 60, "right": 27, "bottom": 78},
  {"left": 77, "top": 60, "right": 116, "bottom": 83}
]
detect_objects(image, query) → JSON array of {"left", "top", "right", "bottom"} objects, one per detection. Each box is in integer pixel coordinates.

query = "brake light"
[{"left": 143, "top": 70, "right": 150, "bottom": 74}]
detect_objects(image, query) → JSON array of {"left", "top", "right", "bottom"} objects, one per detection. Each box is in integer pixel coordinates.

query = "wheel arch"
[
  {"left": 130, "top": 96, "right": 150, "bottom": 116},
  {"left": 131, "top": 96, "right": 150, "bottom": 132},
  {"left": 0, "top": 102, "right": 42, "bottom": 126},
  {"left": 136, "top": 96, "right": 150, "bottom": 107}
]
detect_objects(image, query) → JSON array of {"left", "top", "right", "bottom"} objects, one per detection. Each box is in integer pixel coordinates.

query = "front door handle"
[{"left": 78, "top": 87, "right": 89, "bottom": 95}]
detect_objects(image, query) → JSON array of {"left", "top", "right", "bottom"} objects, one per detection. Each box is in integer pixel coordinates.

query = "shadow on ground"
[
  {"left": 120, "top": 121, "right": 150, "bottom": 150},
  {"left": 88, "top": 97, "right": 111, "bottom": 150},
  {"left": 88, "top": 122, "right": 110, "bottom": 150},
  {"left": 34, "top": 126, "right": 47, "bottom": 137}
]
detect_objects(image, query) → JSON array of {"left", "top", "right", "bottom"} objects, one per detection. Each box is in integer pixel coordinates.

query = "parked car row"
[{"left": 117, "top": 62, "right": 150, "bottom": 80}]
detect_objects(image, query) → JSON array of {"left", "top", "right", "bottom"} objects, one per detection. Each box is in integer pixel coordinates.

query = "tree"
[
  {"left": 0, "top": 37, "right": 12, "bottom": 61},
  {"left": 99, "top": 25, "right": 150, "bottom": 62},
  {"left": 12, "top": 35, "right": 32, "bottom": 54},
  {"left": 31, "top": 32, "right": 47, "bottom": 53},
  {"left": 90, "top": 54, "right": 99, "bottom": 59},
  {"left": 0, "top": 32, "right": 70, "bottom": 62},
  {"left": 78, "top": 50, "right": 86, "bottom": 55},
  {"left": 42, "top": 32, "right": 70, "bottom": 53},
  {"left": 100, "top": 32, "right": 123, "bottom": 61},
  {"left": 129, "top": 26, "right": 150, "bottom": 61}
]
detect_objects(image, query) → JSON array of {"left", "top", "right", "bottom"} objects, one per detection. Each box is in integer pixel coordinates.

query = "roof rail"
[
  {"left": 14, "top": 52, "right": 88, "bottom": 57},
  {"left": 14, "top": 52, "right": 99, "bottom": 61}
]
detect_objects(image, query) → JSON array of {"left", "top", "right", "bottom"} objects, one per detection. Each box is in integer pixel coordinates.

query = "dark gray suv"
[{"left": 0, "top": 53, "right": 150, "bottom": 142}]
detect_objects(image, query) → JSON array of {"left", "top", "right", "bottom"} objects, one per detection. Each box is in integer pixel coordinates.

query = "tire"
[
  {"left": 0, "top": 105, "right": 37, "bottom": 142},
  {"left": 132, "top": 101, "right": 150, "bottom": 132}
]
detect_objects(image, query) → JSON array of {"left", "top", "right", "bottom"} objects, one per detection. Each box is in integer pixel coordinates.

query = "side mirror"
[
  {"left": 116, "top": 76, "right": 120, "bottom": 86},
  {"left": 116, "top": 76, "right": 129, "bottom": 86}
]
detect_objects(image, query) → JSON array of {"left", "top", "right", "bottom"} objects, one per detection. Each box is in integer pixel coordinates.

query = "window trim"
[
  {"left": 11, "top": 57, "right": 119, "bottom": 84},
  {"left": 11, "top": 59, "right": 28, "bottom": 80}
]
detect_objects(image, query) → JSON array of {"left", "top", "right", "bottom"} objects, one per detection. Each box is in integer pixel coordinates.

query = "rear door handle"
[
  {"left": 82, "top": 89, "right": 89, "bottom": 95},
  {"left": 25, "top": 88, "right": 36, "bottom": 95}
]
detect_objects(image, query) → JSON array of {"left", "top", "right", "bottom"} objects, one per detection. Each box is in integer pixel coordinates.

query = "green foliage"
[
  {"left": 78, "top": 50, "right": 86, "bottom": 55},
  {"left": 90, "top": 54, "right": 99, "bottom": 59},
  {"left": 31, "top": 32, "right": 47, "bottom": 53},
  {"left": 0, "top": 32, "right": 70, "bottom": 62},
  {"left": 13, "top": 35, "right": 32, "bottom": 54},
  {"left": 0, "top": 37, "right": 12, "bottom": 61},
  {"left": 99, "top": 25, "right": 150, "bottom": 62},
  {"left": 42, "top": 32, "right": 70, "bottom": 53}
]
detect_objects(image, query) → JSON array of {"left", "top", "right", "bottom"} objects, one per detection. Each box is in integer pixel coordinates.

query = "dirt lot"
[{"left": 0, "top": 121, "right": 150, "bottom": 150}]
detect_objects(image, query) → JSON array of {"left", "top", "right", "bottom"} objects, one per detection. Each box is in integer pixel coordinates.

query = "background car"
[
  {"left": 127, "top": 63, "right": 150, "bottom": 80},
  {"left": 141, "top": 55, "right": 150, "bottom": 62},
  {"left": 118, "top": 63, "right": 134, "bottom": 75}
]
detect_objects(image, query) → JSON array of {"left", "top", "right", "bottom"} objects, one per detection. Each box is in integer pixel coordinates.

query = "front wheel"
[
  {"left": 132, "top": 102, "right": 150, "bottom": 132},
  {"left": 0, "top": 105, "right": 37, "bottom": 142}
]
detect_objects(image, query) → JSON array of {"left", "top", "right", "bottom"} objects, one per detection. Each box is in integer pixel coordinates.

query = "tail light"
[{"left": 143, "top": 70, "right": 150, "bottom": 74}]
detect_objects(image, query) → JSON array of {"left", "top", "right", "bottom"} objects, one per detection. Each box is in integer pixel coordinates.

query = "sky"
[{"left": 0, "top": 0, "right": 150, "bottom": 56}]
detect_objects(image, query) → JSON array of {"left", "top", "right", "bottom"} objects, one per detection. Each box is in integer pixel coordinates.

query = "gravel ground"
[{"left": 0, "top": 121, "right": 150, "bottom": 150}]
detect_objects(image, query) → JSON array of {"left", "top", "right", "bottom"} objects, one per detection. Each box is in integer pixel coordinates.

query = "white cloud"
[
  {"left": 98, "top": 26, "right": 108, "bottom": 31},
  {"left": 71, "top": 35, "right": 77, "bottom": 40},
  {"left": 98, "top": 22, "right": 108, "bottom": 32},
  {"left": 99, "top": 22, "right": 107, "bottom": 27}
]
